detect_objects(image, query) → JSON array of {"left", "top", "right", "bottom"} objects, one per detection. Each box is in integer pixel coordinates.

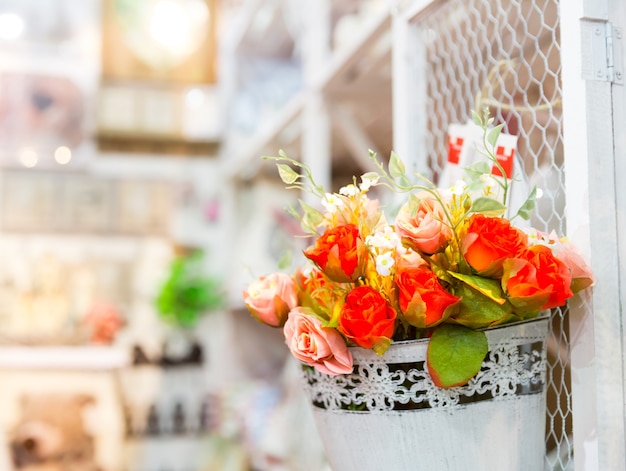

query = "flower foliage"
[{"left": 242, "top": 109, "right": 594, "bottom": 388}]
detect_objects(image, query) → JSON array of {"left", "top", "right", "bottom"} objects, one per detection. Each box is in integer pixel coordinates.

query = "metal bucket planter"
[{"left": 300, "top": 316, "right": 549, "bottom": 471}]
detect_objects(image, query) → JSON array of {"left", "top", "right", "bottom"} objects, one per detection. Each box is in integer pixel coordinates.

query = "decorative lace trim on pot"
[{"left": 302, "top": 341, "right": 546, "bottom": 412}]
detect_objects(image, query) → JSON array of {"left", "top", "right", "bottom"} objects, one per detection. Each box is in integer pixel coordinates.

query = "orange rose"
[
  {"left": 395, "top": 267, "right": 460, "bottom": 328},
  {"left": 395, "top": 192, "right": 452, "bottom": 255},
  {"left": 296, "top": 267, "right": 342, "bottom": 316},
  {"left": 502, "top": 245, "right": 573, "bottom": 312},
  {"left": 304, "top": 224, "right": 368, "bottom": 283},
  {"left": 338, "top": 286, "right": 396, "bottom": 350},
  {"left": 462, "top": 214, "right": 527, "bottom": 277}
]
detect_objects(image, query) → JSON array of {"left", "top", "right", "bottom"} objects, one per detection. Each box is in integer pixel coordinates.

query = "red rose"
[
  {"left": 338, "top": 286, "right": 396, "bottom": 351},
  {"left": 462, "top": 214, "right": 528, "bottom": 277},
  {"left": 395, "top": 267, "right": 460, "bottom": 328},
  {"left": 304, "top": 224, "right": 368, "bottom": 283},
  {"left": 502, "top": 245, "right": 574, "bottom": 312}
]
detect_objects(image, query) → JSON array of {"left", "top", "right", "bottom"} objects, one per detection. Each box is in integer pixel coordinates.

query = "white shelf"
[
  {"left": 0, "top": 346, "right": 131, "bottom": 370},
  {"left": 227, "top": 8, "right": 392, "bottom": 178},
  {"left": 230, "top": 92, "right": 305, "bottom": 179},
  {"left": 317, "top": 9, "right": 392, "bottom": 92}
]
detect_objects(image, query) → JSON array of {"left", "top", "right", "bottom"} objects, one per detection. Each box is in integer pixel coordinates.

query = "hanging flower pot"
[
  {"left": 242, "top": 110, "right": 594, "bottom": 471},
  {"left": 300, "top": 316, "right": 549, "bottom": 471}
]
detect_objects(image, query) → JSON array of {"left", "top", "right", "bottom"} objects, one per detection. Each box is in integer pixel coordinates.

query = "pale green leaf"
[
  {"left": 299, "top": 199, "right": 324, "bottom": 229},
  {"left": 276, "top": 164, "right": 299, "bottom": 184},
  {"left": 487, "top": 124, "right": 504, "bottom": 147},
  {"left": 464, "top": 161, "right": 491, "bottom": 178},
  {"left": 277, "top": 250, "right": 292, "bottom": 270},
  {"left": 388, "top": 151, "right": 406, "bottom": 179},
  {"left": 469, "top": 197, "right": 506, "bottom": 216},
  {"left": 471, "top": 110, "right": 482, "bottom": 126},
  {"left": 514, "top": 186, "right": 537, "bottom": 220}
]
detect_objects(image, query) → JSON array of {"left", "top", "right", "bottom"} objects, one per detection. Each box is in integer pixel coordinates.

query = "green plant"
[{"left": 155, "top": 250, "right": 223, "bottom": 328}]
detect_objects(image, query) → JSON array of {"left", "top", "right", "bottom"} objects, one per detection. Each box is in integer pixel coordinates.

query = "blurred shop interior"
[
  {"left": 0, "top": 0, "right": 397, "bottom": 470},
  {"left": 0, "top": 0, "right": 588, "bottom": 469}
]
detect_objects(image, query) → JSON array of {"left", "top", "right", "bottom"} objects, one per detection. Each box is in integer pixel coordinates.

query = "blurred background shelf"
[{"left": 0, "top": 346, "right": 131, "bottom": 370}]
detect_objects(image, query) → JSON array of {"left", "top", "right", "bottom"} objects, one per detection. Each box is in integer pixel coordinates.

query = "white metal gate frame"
[{"left": 392, "top": 1, "right": 626, "bottom": 469}]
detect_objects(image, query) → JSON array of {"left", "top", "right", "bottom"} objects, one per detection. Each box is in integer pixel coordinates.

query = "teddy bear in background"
[{"left": 8, "top": 393, "right": 101, "bottom": 471}]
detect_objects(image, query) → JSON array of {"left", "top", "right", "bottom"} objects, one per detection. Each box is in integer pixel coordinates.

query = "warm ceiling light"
[
  {"left": 148, "top": 0, "right": 209, "bottom": 57},
  {"left": 19, "top": 148, "right": 38, "bottom": 168},
  {"left": 54, "top": 146, "right": 72, "bottom": 165},
  {"left": 0, "top": 13, "right": 24, "bottom": 40}
]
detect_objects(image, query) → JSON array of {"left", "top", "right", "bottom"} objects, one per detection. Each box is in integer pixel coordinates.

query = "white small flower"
[
  {"left": 536, "top": 188, "right": 544, "bottom": 199},
  {"left": 359, "top": 173, "right": 379, "bottom": 191},
  {"left": 375, "top": 252, "right": 395, "bottom": 276},
  {"left": 365, "top": 226, "right": 399, "bottom": 250},
  {"left": 339, "top": 184, "right": 359, "bottom": 197},
  {"left": 450, "top": 179, "right": 466, "bottom": 195},
  {"left": 322, "top": 193, "right": 343, "bottom": 213},
  {"left": 480, "top": 174, "right": 496, "bottom": 187},
  {"left": 525, "top": 227, "right": 540, "bottom": 241}
]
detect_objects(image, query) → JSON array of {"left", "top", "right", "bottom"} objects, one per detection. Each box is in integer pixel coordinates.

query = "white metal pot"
[{"left": 300, "top": 316, "right": 549, "bottom": 471}]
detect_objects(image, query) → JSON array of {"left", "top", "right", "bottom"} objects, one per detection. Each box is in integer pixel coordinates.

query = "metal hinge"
[{"left": 581, "top": 20, "right": 624, "bottom": 85}]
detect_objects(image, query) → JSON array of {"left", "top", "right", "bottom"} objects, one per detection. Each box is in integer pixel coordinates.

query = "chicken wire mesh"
[{"left": 406, "top": 0, "right": 572, "bottom": 469}]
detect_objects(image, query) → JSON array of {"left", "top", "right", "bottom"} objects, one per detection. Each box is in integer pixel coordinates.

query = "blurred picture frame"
[{"left": 0, "top": 367, "right": 125, "bottom": 471}]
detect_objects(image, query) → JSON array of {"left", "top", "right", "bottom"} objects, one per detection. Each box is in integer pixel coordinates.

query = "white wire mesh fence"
[{"left": 406, "top": 1, "right": 572, "bottom": 469}]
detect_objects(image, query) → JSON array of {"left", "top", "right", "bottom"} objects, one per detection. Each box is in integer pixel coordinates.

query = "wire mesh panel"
[{"left": 405, "top": 1, "right": 571, "bottom": 469}]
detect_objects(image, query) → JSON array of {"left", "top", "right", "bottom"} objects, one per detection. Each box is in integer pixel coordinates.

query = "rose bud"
[{"left": 304, "top": 224, "right": 368, "bottom": 283}]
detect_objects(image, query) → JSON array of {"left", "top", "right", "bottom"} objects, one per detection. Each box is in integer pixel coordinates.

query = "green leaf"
[
  {"left": 469, "top": 197, "right": 506, "bottom": 216},
  {"left": 388, "top": 151, "right": 406, "bottom": 179},
  {"left": 299, "top": 199, "right": 324, "bottom": 230},
  {"left": 277, "top": 250, "right": 292, "bottom": 270},
  {"left": 487, "top": 124, "right": 504, "bottom": 147},
  {"left": 276, "top": 163, "right": 299, "bottom": 184},
  {"left": 464, "top": 161, "right": 491, "bottom": 179},
  {"left": 514, "top": 186, "right": 537, "bottom": 220},
  {"left": 471, "top": 110, "right": 483, "bottom": 126},
  {"left": 372, "top": 337, "right": 392, "bottom": 356},
  {"left": 427, "top": 325, "right": 488, "bottom": 388},
  {"left": 447, "top": 272, "right": 506, "bottom": 304},
  {"left": 452, "top": 283, "right": 514, "bottom": 329}
]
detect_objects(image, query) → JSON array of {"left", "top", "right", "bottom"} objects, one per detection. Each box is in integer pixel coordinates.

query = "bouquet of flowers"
[{"left": 242, "top": 110, "right": 594, "bottom": 388}]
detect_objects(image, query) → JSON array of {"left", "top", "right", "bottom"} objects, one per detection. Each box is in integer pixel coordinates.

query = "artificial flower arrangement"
[{"left": 242, "top": 110, "right": 594, "bottom": 388}]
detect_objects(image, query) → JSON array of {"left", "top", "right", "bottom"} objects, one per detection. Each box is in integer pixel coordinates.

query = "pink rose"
[
  {"left": 552, "top": 239, "right": 595, "bottom": 294},
  {"left": 243, "top": 273, "right": 298, "bottom": 327},
  {"left": 395, "top": 192, "right": 452, "bottom": 255},
  {"left": 83, "top": 302, "right": 124, "bottom": 344},
  {"left": 283, "top": 307, "right": 353, "bottom": 375},
  {"left": 395, "top": 246, "right": 427, "bottom": 272}
]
